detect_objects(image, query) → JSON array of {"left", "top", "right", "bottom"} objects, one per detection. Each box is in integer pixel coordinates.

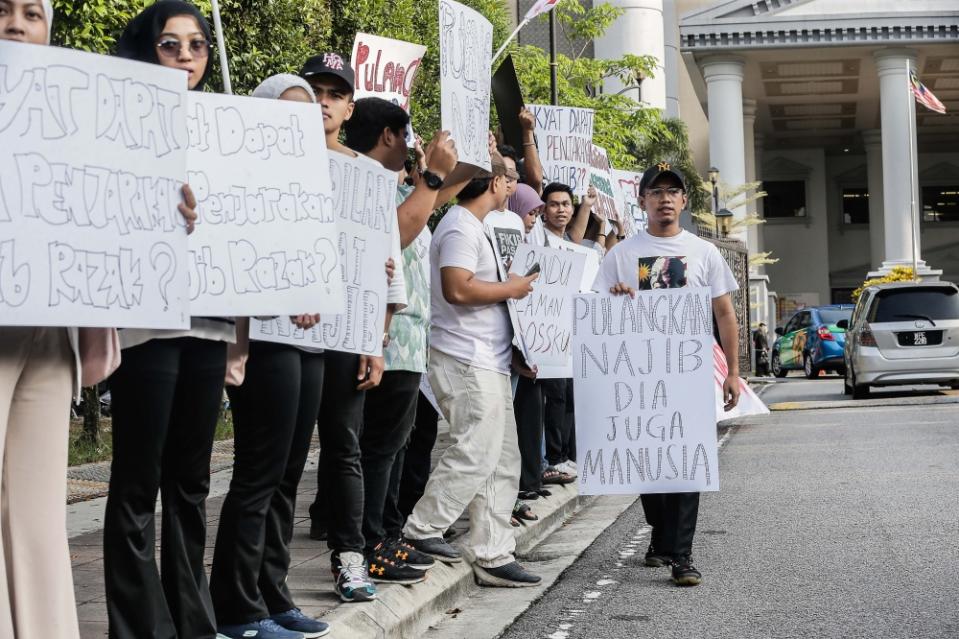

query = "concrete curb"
[
  {"left": 324, "top": 483, "right": 584, "bottom": 639},
  {"left": 769, "top": 393, "right": 959, "bottom": 411}
]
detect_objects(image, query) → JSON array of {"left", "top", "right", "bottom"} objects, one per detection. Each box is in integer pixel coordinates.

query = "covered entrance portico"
[{"left": 679, "top": 0, "right": 959, "bottom": 323}]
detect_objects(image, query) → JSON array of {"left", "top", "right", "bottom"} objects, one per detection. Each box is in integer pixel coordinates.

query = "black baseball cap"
[
  {"left": 300, "top": 52, "right": 355, "bottom": 92},
  {"left": 639, "top": 161, "right": 686, "bottom": 194}
]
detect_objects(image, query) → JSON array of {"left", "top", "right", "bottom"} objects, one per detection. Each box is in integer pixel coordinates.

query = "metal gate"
[{"left": 698, "top": 227, "right": 751, "bottom": 374}]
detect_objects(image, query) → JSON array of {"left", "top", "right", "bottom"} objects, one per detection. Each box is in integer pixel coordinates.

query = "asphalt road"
[{"left": 498, "top": 379, "right": 959, "bottom": 639}]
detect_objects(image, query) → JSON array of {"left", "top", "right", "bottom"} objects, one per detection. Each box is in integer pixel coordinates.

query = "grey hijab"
[{"left": 252, "top": 74, "right": 316, "bottom": 102}]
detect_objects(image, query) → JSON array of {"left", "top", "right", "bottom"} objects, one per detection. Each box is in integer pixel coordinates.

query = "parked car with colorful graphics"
[
  {"left": 841, "top": 281, "right": 959, "bottom": 399},
  {"left": 772, "top": 305, "right": 854, "bottom": 379}
]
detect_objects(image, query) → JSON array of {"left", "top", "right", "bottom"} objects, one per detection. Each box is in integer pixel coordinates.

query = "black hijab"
[{"left": 116, "top": 1, "right": 215, "bottom": 91}]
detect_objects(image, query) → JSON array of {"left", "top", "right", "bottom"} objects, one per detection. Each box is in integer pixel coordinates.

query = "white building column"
[
  {"left": 743, "top": 98, "right": 761, "bottom": 260},
  {"left": 594, "top": 1, "right": 666, "bottom": 110},
  {"left": 871, "top": 48, "right": 940, "bottom": 278},
  {"left": 862, "top": 129, "right": 885, "bottom": 270},
  {"left": 702, "top": 56, "right": 747, "bottom": 242},
  {"left": 662, "top": 0, "right": 681, "bottom": 117}
]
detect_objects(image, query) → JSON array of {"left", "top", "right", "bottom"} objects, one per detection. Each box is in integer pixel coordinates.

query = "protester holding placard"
[
  {"left": 592, "top": 161, "right": 741, "bottom": 587},
  {"left": 484, "top": 145, "right": 525, "bottom": 278},
  {"left": 517, "top": 107, "right": 545, "bottom": 195},
  {"left": 0, "top": 4, "right": 87, "bottom": 639},
  {"left": 402, "top": 153, "right": 543, "bottom": 588},
  {"left": 343, "top": 97, "right": 460, "bottom": 585},
  {"left": 208, "top": 75, "right": 331, "bottom": 639},
  {"left": 101, "top": 5, "right": 232, "bottom": 638}
]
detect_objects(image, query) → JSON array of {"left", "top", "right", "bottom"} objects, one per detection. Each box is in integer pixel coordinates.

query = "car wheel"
[
  {"left": 851, "top": 370, "right": 870, "bottom": 399},
  {"left": 771, "top": 352, "right": 787, "bottom": 378},
  {"left": 803, "top": 354, "right": 819, "bottom": 380}
]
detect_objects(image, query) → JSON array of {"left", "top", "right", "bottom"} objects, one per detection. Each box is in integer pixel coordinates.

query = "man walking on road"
[{"left": 593, "top": 161, "right": 741, "bottom": 587}]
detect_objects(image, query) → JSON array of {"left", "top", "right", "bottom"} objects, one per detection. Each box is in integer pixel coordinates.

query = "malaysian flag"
[
  {"left": 523, "top": 0, "right": 560, "bottom": 21},
  {"left": 910, "top": 69, "right": 946, "bottom": 115}
]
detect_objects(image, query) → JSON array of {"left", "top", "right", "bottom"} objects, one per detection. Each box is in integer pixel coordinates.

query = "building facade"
[{"left": 508, "top": 0, "right": 959, "bottom": 327}]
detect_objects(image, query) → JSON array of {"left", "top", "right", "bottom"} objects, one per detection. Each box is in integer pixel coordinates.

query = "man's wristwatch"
[
  {"left": 421, "top": 170, "right": 444, "bottom": 190},
  {"left": 617, "top": 234, "right": 627, "bottom": 240}
]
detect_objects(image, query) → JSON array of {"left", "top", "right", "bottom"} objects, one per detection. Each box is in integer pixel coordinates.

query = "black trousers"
[
  {"left": 210, "top": 342, "right": 324, "bottom": 624},
  {"left": 513, "top": 376, "right": 544, "bottom": 493},
  {"left": 641, "top": 492, "right": 700, "bottom": 560},
  {"left": 543, "top": 378, "right": 575, "bottom": 465},
  {"left": 395, "top": 392, "right": 439, "bottom": 524},
  {"left": 309, "top": 350, "right": 366, "bottom": 556},
  {"left": 104, "top": 337, "right": 226, "bottom": 639},
  {"left": 360, "top": 370, "right": 421, "bottom": 552}
]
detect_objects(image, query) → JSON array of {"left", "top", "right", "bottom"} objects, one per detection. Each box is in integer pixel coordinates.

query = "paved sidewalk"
[{"left": 69, "top": 423, "right": 582, "bottom": 638}]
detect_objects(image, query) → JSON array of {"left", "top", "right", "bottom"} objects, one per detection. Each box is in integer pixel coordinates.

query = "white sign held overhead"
[
  {"left": 0, "top": 41, "right": 190, "bottom": 329},
  {"left": 351, "top": 33, "right": 427, "bottom": 111},
  {"left": 249, "top": 154, "right": 397, "bottom": 357},
  {"left": 613, "top": 168, "right": 646, "bottom": 234},
  {"left": 439, "top": 0, "right": 493, "bottom": 170},
  {"left": 589, "top": 144, "right": 626, "bottom": 223},
  {"left": 528, "top": 104, "right": 594, "bottom": 196},
  {"left": 186, "top": 92, "right": 342, "bottom": 317},
  {"left": 572, "top": 289, "right": 720, "bottom": 495},
  {"left": 507, "top": 244, "right": 586, "bottom": 379}
]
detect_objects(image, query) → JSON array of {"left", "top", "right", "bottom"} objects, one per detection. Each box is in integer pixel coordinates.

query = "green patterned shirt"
[{"left": 385, "top": 186, "right": 430, "bottom": 373}]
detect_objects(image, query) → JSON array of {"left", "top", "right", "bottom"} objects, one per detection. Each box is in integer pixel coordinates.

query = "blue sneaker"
[
  {"left": 332, "top": 551, "right": 377, "bottom": 603},
  {"left": 270, "top": 609, "right": 331, "bottom": 638},
  {"left": 217, "top": 619, "right": 305, "bottom": 639}
]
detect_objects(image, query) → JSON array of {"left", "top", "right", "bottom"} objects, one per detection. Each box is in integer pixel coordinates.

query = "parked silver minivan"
[{"left": 841, "top": 281, "right": 959, "bottom": 399}]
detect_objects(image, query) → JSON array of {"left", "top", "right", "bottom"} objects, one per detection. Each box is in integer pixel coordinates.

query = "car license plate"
[{"left": 897, "top": 330, "right": 943, "bottom": 346}]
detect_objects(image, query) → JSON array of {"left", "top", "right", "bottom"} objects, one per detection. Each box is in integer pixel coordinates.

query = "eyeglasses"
[
  {"left": 156, "top": 38, "right": 211, "bottom": 59},
  {"left": 645, "top": 187, "right": 685, "bottom": 199}
]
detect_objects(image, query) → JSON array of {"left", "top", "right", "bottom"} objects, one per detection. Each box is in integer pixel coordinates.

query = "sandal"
[
  {"left": 517, "top": 490, "right": 540, "bottom": 501},
  {"left": 512, "top": 501, "right": 539, "bottom": 524},
  {"left": 536, "top": 488, "right": 552, "bottom": 498},
  {"left": 543, "top": 467, "right": 576, "bottom": 485}
]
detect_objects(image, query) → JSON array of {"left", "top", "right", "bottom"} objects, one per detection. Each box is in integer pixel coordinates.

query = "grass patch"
[{"left": 68, "top": 408, "right": 235, "bottom": 467}]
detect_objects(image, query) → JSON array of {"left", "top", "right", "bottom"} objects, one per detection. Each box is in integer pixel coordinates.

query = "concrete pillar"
[
  {"left": 594, "top": 0, "right": 666, "bottom": 110},
  {"left": 702, "top": 56, "right": 747, "bottom": 242},
  {"left": 862, "top": 129, "right": 885, "bottom": 270},
  {"left": 754, "top": 132, "right": 766, "bottom": 254},
  {"left": 662, "top": 0, "right": 681, "bottom": 118},
  {"left": 871, "top": 48, "right": 940, "bottom": 278},
  {"left": 743, "top": 98, "right": 760, "bottom": 262}
]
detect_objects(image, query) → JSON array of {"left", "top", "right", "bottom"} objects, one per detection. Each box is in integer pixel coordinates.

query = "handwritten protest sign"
[
  {"left": 249, "top": 154, "right": 397, "bottom": 357},
  {"left": 439, "top": 0, "right": 493, "bottom": 170},
  {"left": 507, "top": 244, "right": 586, "bottom": 379},
  {"left": 572, "top": 289, "right": 719, "bottom": 495},
  {"left": 528, "top": 104, "right": 594, "bottom": 196},
  {"left": 613, "top": 168, "right": 646, "bottom": 232},
  {"left": 0, "top": 41, "right": 189, "bottom": 328},
  {"left": 589, "top": 144, "right": 626, "bottom": 223},
  {"left": 548, "top": 236, "right": 600, "bottom": 293},
  {"left": 185, "top": 92, "right": 342, "bottom": 316},
  {"left": 352, "top": 33, "right": 427, "bottom": 112}
]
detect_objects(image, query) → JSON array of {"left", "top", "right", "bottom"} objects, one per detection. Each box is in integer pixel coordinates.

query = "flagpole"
[
  {"left": 492, "top": 19, "right": 529, "bottom": 63},
  {"left": 907, "top": 59, "right": 920, "bottom": 281},
  {"left": 210, "top": 0, "right": 233, "bottom": 94}
]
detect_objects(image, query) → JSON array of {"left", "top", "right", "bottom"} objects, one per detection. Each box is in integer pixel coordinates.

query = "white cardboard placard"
[
  {"left": 572, "top": 288, "right": 720, "bottom": 495},
  {"left": 351, "top": 33, "right": 427, "bottom": 112},
  {"left": 528, "top": 104, "right": 594, "bottom": 196}
]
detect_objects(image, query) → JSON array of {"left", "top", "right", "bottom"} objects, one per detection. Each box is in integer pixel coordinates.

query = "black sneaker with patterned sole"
[
  {"left": 671, "top": 557, "right": 702, "bottom": 587},
  {"left": 644, "top": 544, "right": 670, "bottom": 567},
  {"left": 367, "top": 545, "right": 427, "bottom": 585},
  {"left": 389, "top": 537, "right": 436, "bottom": 570}
]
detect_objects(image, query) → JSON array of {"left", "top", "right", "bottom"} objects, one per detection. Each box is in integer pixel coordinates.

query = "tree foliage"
[{"left": 852, "top": 266, "right": 916, "bottom": 301}]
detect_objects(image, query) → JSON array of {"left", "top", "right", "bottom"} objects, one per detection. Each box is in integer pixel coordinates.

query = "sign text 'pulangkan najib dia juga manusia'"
[
  {"left": 351, "top": 33, "right": 427, "bottom": 112},
  {"left": 572, "top": 288, "right": 720, "bottom": 495},
  {"left": 249, "top": 153, "right": 397, "bottom": 357},
  {"left": 439, "top": 0, "right": 493, "bottom": 170},
  {"left": 0, "top": 40, "right": 190, "bottom": 329},
  {"left": 528, "top": 104, "right": 594, "bottom": 196},
  {"left": 185, "top": 92, "right": 343, "bottom": 317}
]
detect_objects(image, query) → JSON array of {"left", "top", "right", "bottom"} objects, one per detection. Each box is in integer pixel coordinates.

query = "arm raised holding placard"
[{"left": 519, "top": 107, "right": 544, "bottom": 195}]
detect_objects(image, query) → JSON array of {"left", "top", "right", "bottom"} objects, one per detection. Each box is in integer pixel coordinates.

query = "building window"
[
  {"left": 922, "top": 185, "right": 959, "bottom": 222},
  {"left": 841, "top": 188, "right": 869, "bottom": 224},
  {"left": 763, "top": 180, "right": 806, "bottom": 218}
]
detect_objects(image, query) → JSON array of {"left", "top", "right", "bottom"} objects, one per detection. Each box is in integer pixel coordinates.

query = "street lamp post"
[
  {"left": 708, "top": 166, "right": 720, "bottom": 236},
  {"left": 716, "top": 208, "right": 734, "bottom": 238}
]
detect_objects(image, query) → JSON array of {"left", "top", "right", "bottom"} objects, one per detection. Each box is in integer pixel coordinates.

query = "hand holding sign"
[
  {"left": 424, "top": 130, "right": 458, "bottom": 179},
  {"left": 506, "top": 271, "right": 539, "bottom": 299}
]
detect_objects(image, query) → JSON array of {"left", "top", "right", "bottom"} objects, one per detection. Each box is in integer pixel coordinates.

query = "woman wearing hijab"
[
  {"left": 508, "top": 183, "right": 545, "bottom": 237},
  {"left": 0, "top": 7, "right": 84, "bottom": 639},
  {"left": 208, "top": 74, "right": 330, "bottom": 639},
  {"left": 104, "top": 3, "right": 231, "bottom": 638}
]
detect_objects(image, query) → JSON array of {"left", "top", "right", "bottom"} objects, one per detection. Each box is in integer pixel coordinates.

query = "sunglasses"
[{"left": 156, "top": 38, "right": 211, "bottom": 59}]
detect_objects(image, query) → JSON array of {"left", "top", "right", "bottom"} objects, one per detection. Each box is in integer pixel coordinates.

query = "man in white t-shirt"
[
  {"left": 484, "top": 146, "right": 525, "bottom": 278},
  {"left": 403, "top": 152, "right": 542, "bottom": 588},
  {"left": 593, "top": 161, "right": 741, "bottom": 588}
]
